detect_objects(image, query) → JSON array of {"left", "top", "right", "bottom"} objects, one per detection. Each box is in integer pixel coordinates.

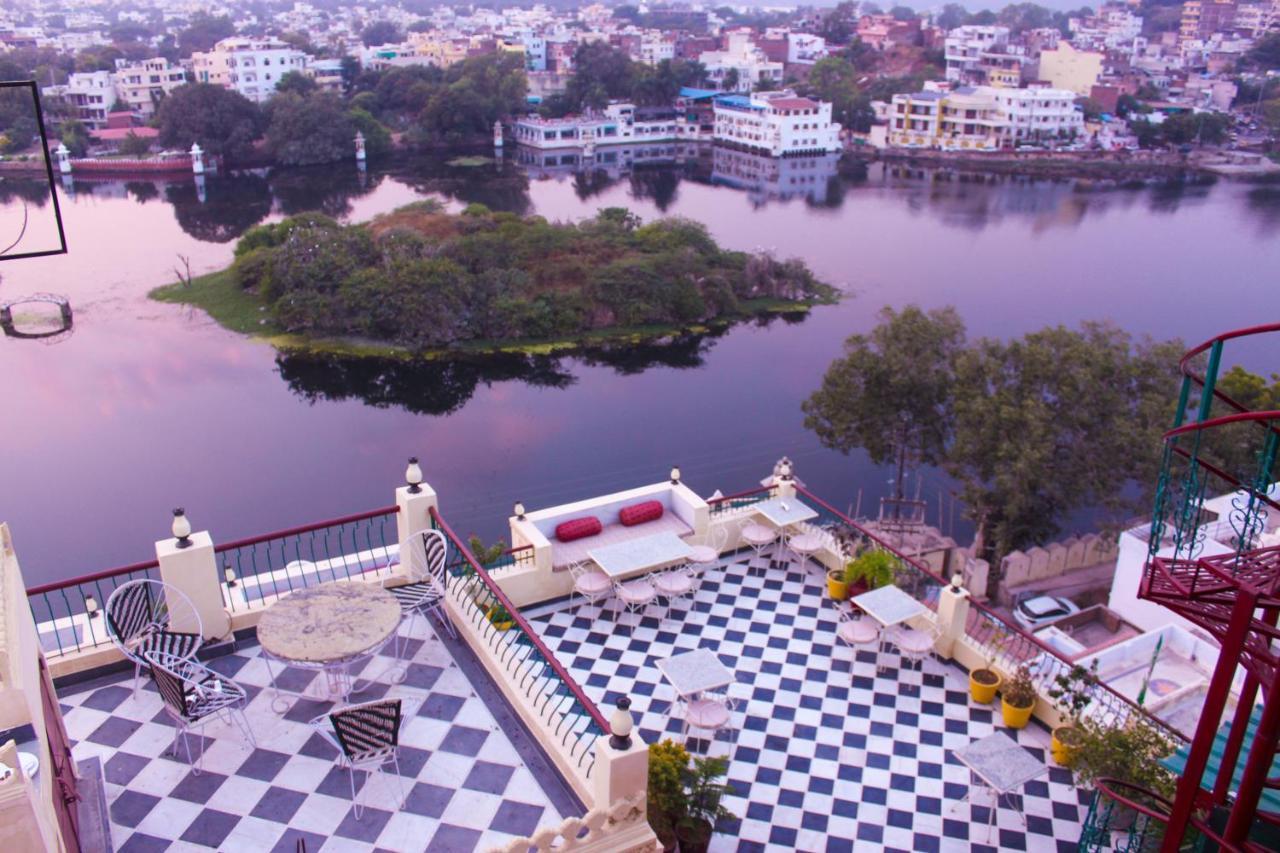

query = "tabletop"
[
  {"left": 952, "top": 732, "right": 1048, "bottom": 794},
  {"left": 657, "top": 648, "right": 734, "bottom": 698},
  {"left": 589, "top": 531, "right": 693, "bottom": 580},
  {"left": 753, "top": 496, "right": 819, "bottom": 528},
  {"left": 852, "top": 584, "right": 928, "bottom": 628},
  {"left": 257, "top": 582, "right": 401, "bottom": 664}
]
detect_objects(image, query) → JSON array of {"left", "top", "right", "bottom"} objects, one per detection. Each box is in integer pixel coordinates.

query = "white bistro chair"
[
  {"left": 311, "top": 698, "right": 408, "bottom": 821},
  {"left": 887, "top": 620, "right": 942, "bottom": 690},
  {"left": 568, "top": 560, "right": 613, "bottom": 619},
  {"left": 146, "top": 650, "right": 254, "bottom": 774},
  {"left": 613, "top": 576, "right": 658, "bottom": 624},
  {"left": 687, "top": 525, "right": 729, "bottom": 567},
  {"left": 738, "top": 517, "right": 778, "bottom": 575},
  {"left": 678, "top": 689, "right": 738, "bottom": 757},
  {"left": 786, "top": 523, "right": 832, "bottom": 574},
  {"left": 106, "top": 579, "right": 204, "bottom": 700},
  {"left": 386, "top": 529, "right": 456, "bottom": 651},
  {"left": 653, "top": 563, "right": 697, "bottom": 623},
  {"left": 836, "top": 603, "right": 881, "bottom": 678}
]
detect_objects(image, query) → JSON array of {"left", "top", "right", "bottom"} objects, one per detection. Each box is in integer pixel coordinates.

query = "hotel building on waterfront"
[
  {"left": 888, "top": 83, "right": 1083, "bottom": 150},
  {"left": 191, "top": 38, "right": 310, "bottom": 104}
]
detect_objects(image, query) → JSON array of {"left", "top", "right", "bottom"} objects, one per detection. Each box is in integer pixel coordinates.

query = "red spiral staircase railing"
[{"left": 1131, "top": 324, "right": 1280, "bottom": 851}]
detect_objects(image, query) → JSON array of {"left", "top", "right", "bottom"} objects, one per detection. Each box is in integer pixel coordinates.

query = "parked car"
[{"left": 1013, "top": 595, "right": 1080, "bottom": 630}]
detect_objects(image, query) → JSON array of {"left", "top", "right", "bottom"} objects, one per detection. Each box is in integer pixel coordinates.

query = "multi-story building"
[
  {"left": 857, "top": 14, "right": 923, "bottom": 50},
  {"left": 944, "top": 25, "right": 1010, "bottom": 83},
  {"left": 699, "top": 29, "right": 784, "bottom": 93},
  {"left": 1069, "top": 4, "right": 1145, "bottom": 51},
  {"left": 1234, "top": 1, "right": 1280, "bottom": 37},
  {"left": 512, "top": 102, "right": 679, "bottom": 149},
  {"left": 41, "top": 71, "right": 113, "bottom": 128},
  {"left": 112, "top": 59, "right": 187, "bottom": 119},
  {"left": 888, "top": 83, "right": 1083, "bottom": 150},
  {"left": 1180, "top": 0, "right": 1239, "bottom": 43},
  {"left": 1038, "top": 42, "right": 1106, "bottom": 96},
  {"left": 712, "top": 90, "right": 842, "bottom": 157},
  {"left": 191, "top": 38, "right": 310, "bottom": 103}
]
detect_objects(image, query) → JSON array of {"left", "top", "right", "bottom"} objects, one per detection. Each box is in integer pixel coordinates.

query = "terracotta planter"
[
  {"left": 675, "top": 818, "right": 712, "bottom": 853},
  {"left": 1051, "top": 725, "right": 1083, "bottom": 766},
  {"left": 969, "top": 668, "right": 1001, "bottom": 704},
  {"left": 827, "top": 570, "right": 849, "bottom": 601},
  {"left": 1001, "top": 697, "right": 1035, "bottom": 729}
]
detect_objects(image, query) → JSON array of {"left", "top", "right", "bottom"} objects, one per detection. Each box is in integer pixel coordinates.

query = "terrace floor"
[
  {"left": 56, "top": 616, "right": 579, "bottom": 852},
  {"left": 527, "top": 548, "right": 1091, "bottom": 852}
]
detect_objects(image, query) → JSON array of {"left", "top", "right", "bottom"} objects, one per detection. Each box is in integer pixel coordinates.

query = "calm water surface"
[{"left": 3, "top": 151, "right": 1279, "bottom": 585}]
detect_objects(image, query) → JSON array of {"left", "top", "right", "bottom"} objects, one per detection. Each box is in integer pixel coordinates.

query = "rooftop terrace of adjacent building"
[{"left": 7, "top": 460, "right": 1204, "bottom": 851}]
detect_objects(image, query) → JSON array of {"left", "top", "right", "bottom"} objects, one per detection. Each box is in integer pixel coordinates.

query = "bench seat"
[{"left": 551, "top": 514, "right": 693, "bottom": 571}]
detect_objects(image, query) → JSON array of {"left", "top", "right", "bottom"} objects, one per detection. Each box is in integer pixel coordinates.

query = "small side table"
[{"left": 950, "top": 731, "right": 1048, "bottom": 841}]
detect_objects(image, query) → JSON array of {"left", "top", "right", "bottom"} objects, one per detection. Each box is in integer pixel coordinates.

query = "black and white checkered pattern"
[
  {"left": 527, "top": 548, "right": 1092, "bottom": 852},
  {"left": 58, "top": 614, "right": 564, "bottom": 851}
]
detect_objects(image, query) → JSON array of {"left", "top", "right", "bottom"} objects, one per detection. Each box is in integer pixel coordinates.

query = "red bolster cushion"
[
  {"left": 555, "top": 516, "right": 603, "bottom": 542},
  {"left": 619, "top": 500, "right": 664, "bottom": 527}
]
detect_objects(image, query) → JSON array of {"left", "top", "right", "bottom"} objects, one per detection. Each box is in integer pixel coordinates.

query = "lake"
[{"left": 2, "top": 146, "right": 1279, "bottom": 586}]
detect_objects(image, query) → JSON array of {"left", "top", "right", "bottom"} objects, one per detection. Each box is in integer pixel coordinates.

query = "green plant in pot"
[
  {"left": 837, "top": 548, "right": 899, "bottom": 602},
  {"left": 1046, "top": 660, "right": 1098, "bottom": 766},
  {"left": 969, "top": 642, "right": 1004, "bottom": 704},
  {"left": 675, "top": 755, "right": 735, "bottom": 853},
  {"left": 1000, "top": 663, "right": 1038, "bottom": 729},
  {"left": 647, "top": 740, "right": 689, "bottom": 851},
  {"left": 1072, "top": 717, "right": 1177, "bottom": 830}
]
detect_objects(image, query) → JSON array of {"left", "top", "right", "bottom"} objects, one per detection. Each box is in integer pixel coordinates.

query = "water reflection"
[
  {"left": 271, "top": 165, "right": 386, "bottom": 218},
  {"left": 164, "top": 172, "right": 273, "bottom": 243},
  {"left": 1245, "top": 186, "right": 1280, "bottom": 235}
]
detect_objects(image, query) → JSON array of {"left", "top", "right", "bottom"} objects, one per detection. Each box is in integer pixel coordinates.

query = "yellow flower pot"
[
  {"left": 1051, "top": 726, "right": 1082, "bottom": 766},
  {"left": 827, "top": 571, "right": 849, "bottom": 601},
  {"left": 969, "top": 669, "right": 1001, "bottom": 704},
  {"left": 1001, "top": 698, "right": 1035, "bottom": 729}
]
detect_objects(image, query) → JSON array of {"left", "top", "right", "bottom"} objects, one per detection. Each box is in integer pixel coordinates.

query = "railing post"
[
  {"left": 593, "top": 697, "right": 649, "bottom": 809},
  {"left": 155, "top": 528, "right": 224, "bottom": 641},
  {"left": 396, "top": 477, "right": 439, "bottom": 548},
  {"left": 935, "top": 573, "right": 970, "bottom": 658}
]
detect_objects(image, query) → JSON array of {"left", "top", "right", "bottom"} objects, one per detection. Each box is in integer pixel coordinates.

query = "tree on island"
[
  {"left": 805, "top": 309, "right": 1186, "bottom": 597},
  {"left": 155, "top": 83, "right": 263, "bottom": 162}
]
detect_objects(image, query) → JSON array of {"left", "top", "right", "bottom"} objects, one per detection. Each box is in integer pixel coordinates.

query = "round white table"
[{"left": 259, "top": 582, "right": 403, "bottom": 711}]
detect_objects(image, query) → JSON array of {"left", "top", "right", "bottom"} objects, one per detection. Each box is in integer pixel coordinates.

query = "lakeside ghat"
[{"left": 150, "top": 201, "right": 838, "bottom": 356}]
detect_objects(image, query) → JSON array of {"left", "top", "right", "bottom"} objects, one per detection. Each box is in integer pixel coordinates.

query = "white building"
[
  {"left": 944, "top": 25, "right": 1010, "bottom": 83},
  {"left": 700, "top": 29, "right": 784, "bottom": 93},
  {"left": 712, "top": 90, "right": 842, "bottom": 157},
  {"left": 1069, "top": 4, "right": 1145, "bottom": 52},
  {"left": 513, "top": 102, "right": 680, "bottom": 149},
  {"left": 41, "top": 71, "right": 114, "bottom": 128},
  {"left": 888, "top": 83, "right": 1083, "bottom": 150},
  {"left": 191, "top": 38, "right": 310, "bottom": 103},
  {"left": 112, "top": 59, "right": 188, "bottom": 119}
]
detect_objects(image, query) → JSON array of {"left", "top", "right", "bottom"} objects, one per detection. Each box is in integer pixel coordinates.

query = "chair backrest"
[
  {"left": 403, "top": 529, "right": 449, "bottom": 585},
  {"left": 329, "top": 698, "right": 402, "bottom": 761},
  {"left": 147, "top": 653, "right": 195, "bottom": 720},
  {"left": 705, "top": 525, "right": 729, "bottom": 552},
  {"left": 567, "top": 560, "right": 593, "bottom": 581},
  {"left": 106, "top": 580, "right": 157, "bottom": 646}
]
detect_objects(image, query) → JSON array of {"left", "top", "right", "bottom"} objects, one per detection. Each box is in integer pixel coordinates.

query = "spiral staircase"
[{"left": 1080, "top": 324, "right": 1280, "bottom": 852}]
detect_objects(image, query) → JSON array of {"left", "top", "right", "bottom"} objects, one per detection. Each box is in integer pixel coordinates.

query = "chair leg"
[
  {"left": 350, "top": 764, "right": 364, "bottom": 821},
  {"left": 132, "top": 660, "right": 142, "bottom": 701}
]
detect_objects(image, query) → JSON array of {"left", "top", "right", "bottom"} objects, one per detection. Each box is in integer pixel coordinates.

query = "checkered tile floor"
[
  {"left": 57, "top": 616, "right": 566, "bottom": 852},
  {"left": 527, "top": 549, "right": 1091, "bottom": 852}
]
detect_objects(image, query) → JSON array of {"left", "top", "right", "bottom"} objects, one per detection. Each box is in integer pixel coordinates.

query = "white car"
[{"left": 1013, "top": 595, "right": 1080, "bottom": 630}]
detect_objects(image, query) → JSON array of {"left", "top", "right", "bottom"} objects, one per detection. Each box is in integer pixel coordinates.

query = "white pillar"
[
  {"left": 935, "top": 574, "right": 971, "bottom": 658},
  {"left": 155, "top": 531, "right": 225, "bottom": 640},
  {"left": 190, "top": 142, "right": 204, "bottom": 175},
  {"left": 355, "top": 131, "right": 366, "bottom": 162},
  {"left": 396, "top": 483, "right": 439, "bottom": 549},
  {"left": 54, "top": 143, "right": 71, "bottom": 175},
  {"left": 493, "top": 120, "right": 503, "bottom": 148},
  {"left": 593, "top": 699, "right": 649, "bottom": 809}
]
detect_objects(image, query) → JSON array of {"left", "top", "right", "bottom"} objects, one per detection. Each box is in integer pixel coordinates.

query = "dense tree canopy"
[
  {"left": 1248, "top": 33, "right": 1280, "bottom": 70},
  {"left": 229, "top": 204, "right": 834, "bottom": 348},
  {"left": 805, "top": 309, "right": 1188, "bottom": 594},
  {"left": 155, "top": 83, "right": 263, "bottom": 161},
  {"left": 361, "top": 21, "right": 404, "bottom": 48},
  {"left": 264, "top": 91, "right": 354, "bottom": 165},
  {"left": 178, "top": 13, "right": 235, "bottom": 56}
]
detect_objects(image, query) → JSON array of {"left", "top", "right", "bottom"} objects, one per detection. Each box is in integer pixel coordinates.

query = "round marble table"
[{"left": 258, "top": 582, "right": 403, "bottom": 710}]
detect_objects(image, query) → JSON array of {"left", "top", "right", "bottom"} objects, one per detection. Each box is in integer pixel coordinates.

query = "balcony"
[{"left": 16, "top": 468, "right": 1188, "bottom": 851}]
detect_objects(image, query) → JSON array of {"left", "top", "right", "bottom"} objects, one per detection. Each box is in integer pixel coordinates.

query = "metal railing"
[
  {"left": 429, "top": 506, "right": 609, "bottom": 778},
  {"left": 480, "top": 543, "right": 536, "bottom": 574},
  {"left": 707, "top": 484, "right": 776, "bottom": 517},
  {"left": 217, "top": 506, "right": 400, "bottom": 612},
  {"left": 794, "top": 485, "right": 1189, "bottom": 745},
  {"left": 27, "top": 559, "right": 162, "bottom": 658}
]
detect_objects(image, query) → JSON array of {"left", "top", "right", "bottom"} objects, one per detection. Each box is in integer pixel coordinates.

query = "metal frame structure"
[
  {"left": 1133, "top": 323, "right": 1280, "bottom": 851},
  {"left": 0, "top": 81, "right": 68, "bottom": 260}
]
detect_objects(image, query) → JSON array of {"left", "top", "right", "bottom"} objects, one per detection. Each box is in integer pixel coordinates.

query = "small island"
[{"left": 151, "top": 202, "right": 838, "bottom": 356}]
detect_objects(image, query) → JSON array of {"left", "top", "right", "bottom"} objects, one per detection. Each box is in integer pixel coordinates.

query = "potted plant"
[
  {"left": 1071, "top": 717, "right": 1177, "bottom": 830},
  {"left": 970, "top": 628, "right": 1007, "bottom": 703},
  {"left": 1000, "top": 664, "right": 1038, "bottom": 728},
  {"left": 674, "top": 755, "right": 734, "bottom": 853},
  {"left": 827, "top": 557, "right": 853, "bottom": 600},
  {"left": 647, "top": 740, "right": 689, "bottom": 851},
  {"left": 839, "top": 549, "right": 899, "bottom": 601},
  {"left": 1046, "top": 661, "right": 1099, "bottom": 766},
  {"left": 484, "top": 599, "right": 515, "bottom": 631}
]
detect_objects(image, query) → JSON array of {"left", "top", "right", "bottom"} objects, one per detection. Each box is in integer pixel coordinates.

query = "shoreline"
[{"left": 149, "top": 270, "right": 827, "bottom": 361}]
